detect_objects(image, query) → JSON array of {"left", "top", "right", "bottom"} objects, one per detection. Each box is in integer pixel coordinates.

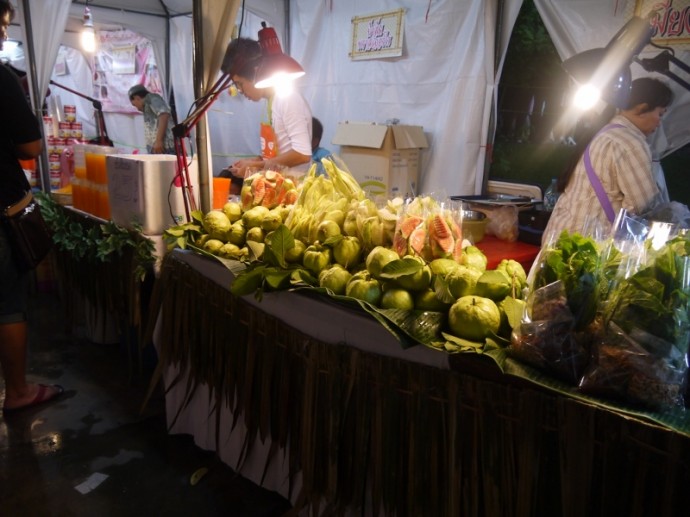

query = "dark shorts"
[{"left": 0, "top": 225, "right": 29, "bottom": 324}]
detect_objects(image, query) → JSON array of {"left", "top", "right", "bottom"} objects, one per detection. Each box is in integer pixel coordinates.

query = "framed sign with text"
[
  {"left": 349, "top": 9, "right": 405, "bottom": 61},
  {"left": 629, "top": 0, "right": 690, "bottom": 48}
]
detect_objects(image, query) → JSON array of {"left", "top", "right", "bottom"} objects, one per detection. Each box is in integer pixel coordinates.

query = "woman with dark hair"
[{"left": 543, "top": 77, "right": 674, "bottom": 241}]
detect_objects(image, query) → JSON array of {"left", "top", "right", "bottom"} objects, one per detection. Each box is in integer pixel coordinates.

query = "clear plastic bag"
[
  {"left": 390, "top": 195, "right": 463, "bottom": 261},
  {"left": 579, "top": 211, "right": 690, "bottom": 410},
  {"left": 509, "top": 280, "right": 592, "bottom": 383},
  {"left": 579, "top": 321, "right": 688, "bottom": 410},
  {"left": 485, "top": 205, "right": 518, "bottom": 242},
  {"left": 511, "top": 228, "right": 608, "bottom": 384}
]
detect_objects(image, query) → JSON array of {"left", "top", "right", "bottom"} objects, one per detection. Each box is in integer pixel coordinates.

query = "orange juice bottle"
[{"left": 98, "top": 184, "right": 111, "bottom": 219}]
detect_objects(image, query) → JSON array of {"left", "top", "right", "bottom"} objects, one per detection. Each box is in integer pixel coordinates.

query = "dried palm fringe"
[
  {"left": 51, "top": 209, "right": 151, "bottom": 378},
  {"left": 53, "top": 247, "right": 146, "bottom": 377},
  {"left": 144, "top": 253, "right": 690, "bottom": 516}
]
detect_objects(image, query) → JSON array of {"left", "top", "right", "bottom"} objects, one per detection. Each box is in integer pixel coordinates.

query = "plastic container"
[{"left": 85, "top": 145, "right": 118, "bottom": 218}]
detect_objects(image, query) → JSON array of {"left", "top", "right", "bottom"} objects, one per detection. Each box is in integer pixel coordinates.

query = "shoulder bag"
[
  {"left": 2, "top": 191, "right": 53, "bottom": 272},
  {"left": 583, "top": 123, "right": 625, "bottom": 224}
]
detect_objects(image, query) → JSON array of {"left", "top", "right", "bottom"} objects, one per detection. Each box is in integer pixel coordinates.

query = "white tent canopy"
[{"left": 7, "top": 0, "right": 690, "bottom": 211}]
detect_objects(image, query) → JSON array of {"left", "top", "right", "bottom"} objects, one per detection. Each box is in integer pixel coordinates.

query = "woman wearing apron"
[{"left": 224, "top": 38, "right": 312, "bottom": 181}]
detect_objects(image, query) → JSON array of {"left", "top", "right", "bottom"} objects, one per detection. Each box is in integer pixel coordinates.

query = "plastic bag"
[
  {"left": 484, "top": 205, "right": 518, "bottom": 242},
  {"left": 510, "top": 280, "right": 592, "bottom": 383},
  {"left": 579, "top": 321, "right": 688, "bottom": 409},
  {"left": 510, "top": 230, "right": 606, "bottom": 384},
  {"left": 579, "top": 211, "right": 690, "bottom": 410},
  {"left": 390, "top": 195, "right": 463, "bottom": 261}
]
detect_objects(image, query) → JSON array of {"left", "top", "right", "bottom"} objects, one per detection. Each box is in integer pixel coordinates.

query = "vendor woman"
[
  {"left": 223, "top": 37, "right": 312, "bottom": 179},
  {"left": 543, "top": 77, "right": 673, "bottom": 242}
]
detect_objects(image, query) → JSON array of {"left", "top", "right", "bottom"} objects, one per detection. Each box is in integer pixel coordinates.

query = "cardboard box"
[
  {"left": 106, "top": 154, "right": 199, "bottom": 235},
  {"left": 332, "top": 122, "right": 428, "bottom": 199}
]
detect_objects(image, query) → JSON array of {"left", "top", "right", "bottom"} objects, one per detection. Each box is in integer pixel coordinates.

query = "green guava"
[
  {"left": 365, "top": 246, "right": 400, "bottom": 279},
  {"left": 227, "top": 220, "right": 246, "bottom": 246},
  {"left": 381, "top": 288, "right": 415, "bottom": 310},
  {"left": 222, "top": 201, "right": 242, "bottom": 223},
  {"left": 345, "top": 270, "right": 382, "bottom": 306},
  {"left": 474, "top": 270, "right": 512, "bottom": 301},
  {"left": 333, "top": 236, "right": 362, "bottom": 269},
  {"left": 242, "top": 206, "right": 270, "bottom": 229},
  {"left": 316, "top": 219, "right": 342, "bottom": 242},
  {"left": 203, "top": 210, "right": 232, "bottom": 241},
  {"left": 448, "top": 295, "right": 501, "bottom": 341},
  {"left": 446, "top": 265, "right": 482, "bottom": 298},
  {"left": 429, "top": 258, "right": 461, "bottom": 277},
  {"left": 245, "top": 227, "right": 265, "bottom": 243},
  {"left": 459, "top": 245, "right": 488, "bottom": 272},
  {"left": 202, "top": 238, "right": 225, "bottom": 254},
  {"left": 414, "top": 290, "right": 451, "bottom": 312},
  {"left": 319, "top": 264, "right": 352, "bottom": 295},
  {"left": 394, "top": 255, "right": 432, "bottom": 291}
]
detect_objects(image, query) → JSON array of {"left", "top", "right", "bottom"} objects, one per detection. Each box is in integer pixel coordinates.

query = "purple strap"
[{"left": 583, "top": 123, "right": 625, "bottom": 223}]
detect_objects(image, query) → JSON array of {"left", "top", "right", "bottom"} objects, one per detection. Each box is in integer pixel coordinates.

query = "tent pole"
[
  {"left": 192, "top": 0, "right": 211, "bottom": 213},
  {"left": 481, "top": 0, "right": 507, "bottom": 195},
  {"left": 20, "top": 0, "right": 50, "bottom": 194}
]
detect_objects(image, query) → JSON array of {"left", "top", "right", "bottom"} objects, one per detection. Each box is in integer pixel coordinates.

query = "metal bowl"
[{"left": 461, "top": 210, "right": 489, "bottom": 243}]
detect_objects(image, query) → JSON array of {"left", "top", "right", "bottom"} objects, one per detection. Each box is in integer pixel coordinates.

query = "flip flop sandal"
[{"left": 2, "top": 384, "right": 65, "bottom": 414}]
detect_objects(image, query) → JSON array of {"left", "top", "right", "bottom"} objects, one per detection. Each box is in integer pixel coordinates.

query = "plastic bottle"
[{"left": 543, "top": 178, "right": 559, "bottom": 211}]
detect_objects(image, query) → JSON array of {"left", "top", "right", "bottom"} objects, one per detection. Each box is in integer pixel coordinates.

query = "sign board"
[
  {"left": 630, "top": 0, "right": 690, "bottom": 48},
  {"left": 349, "top": 9, "right": 405, "bottom": 61}
]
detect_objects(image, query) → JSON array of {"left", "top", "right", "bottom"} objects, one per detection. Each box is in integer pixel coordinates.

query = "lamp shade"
[
  {"left": 254, "top": 23, "right": 304, "bottom": 89},
  {"left": 563, "top": 48, "right": 632, "bottom": 109},
  {"left": 561, "top": 16, "right": 654, "bottom": 109}
]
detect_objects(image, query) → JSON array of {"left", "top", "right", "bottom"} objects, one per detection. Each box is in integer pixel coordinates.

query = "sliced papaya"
[
  {"left": 252, "top": 176, "right": 266, "bottom": 204},
  {"left": 409, "top": 227, "right": 427, "bottom": 256},
  {"left": 399, "top": 215, "right": 423, "bottom": 239},
  {"left": 392, "top": 231, "right": 408, "bottom": 257}
]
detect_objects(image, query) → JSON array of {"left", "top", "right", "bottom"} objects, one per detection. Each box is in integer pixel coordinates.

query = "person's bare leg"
[{"left": 0, "top": 320, "right": 59, "bottom": 410}]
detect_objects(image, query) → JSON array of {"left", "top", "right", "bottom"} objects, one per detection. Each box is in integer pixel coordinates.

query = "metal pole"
[
  {"left": 20, "top": 0, "right": 50, "bottom": 193},
  {"left": 192, "top": 0, "right": 210, "bottom": 213},
  {"left": 481, "top": 0, "right": 506, "bottom": 195}
]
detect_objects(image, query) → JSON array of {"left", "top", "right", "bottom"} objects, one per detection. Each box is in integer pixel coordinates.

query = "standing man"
[{"left": 128, "top": 84, "right": 175, "bottom": 154}]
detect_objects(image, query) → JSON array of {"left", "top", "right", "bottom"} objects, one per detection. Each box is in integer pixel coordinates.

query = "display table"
[{"left": 150, "top": 249, "right": 690, "bottom": 516}]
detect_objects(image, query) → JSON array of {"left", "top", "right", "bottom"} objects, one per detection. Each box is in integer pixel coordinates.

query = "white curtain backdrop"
[
  {"left": 288, "top": 0, "right": 524, "bottom": 197},
  {"left": 17, "top": 0, "right": 71, "bottom": 109},
  {"left": 17, "top": 0, "right": 688, "bottom": 199}
]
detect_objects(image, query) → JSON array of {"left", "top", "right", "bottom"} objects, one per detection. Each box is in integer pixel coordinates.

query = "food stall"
[
  {"left": 13, "top": 1, "right": 690, "bottom": 515},
  {"left": 128, "top": 159, "right": 688, "bottom": 515}
]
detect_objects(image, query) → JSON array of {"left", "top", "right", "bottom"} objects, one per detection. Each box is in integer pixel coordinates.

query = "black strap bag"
[{"left": 2, "top": 191, "right": 53, "bottom": 272}]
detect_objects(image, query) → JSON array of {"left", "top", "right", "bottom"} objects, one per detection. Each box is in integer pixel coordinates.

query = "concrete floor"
[{"left": 0, "top": 284, "right": 291, "bottom": 517}]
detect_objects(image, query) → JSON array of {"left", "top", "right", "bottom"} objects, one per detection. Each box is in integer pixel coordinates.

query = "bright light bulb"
[
  {"left": 573, "top": 84, "right": 600, "bottom": 111},
  {"left": 81, "top": 26, "right": 96, "bottom": 53},
  {"left": 81, "top": 7, "right": 96, "bottom": 53},
  {"left": 272, "top": 73, "right": 295, "bottom": 97}
]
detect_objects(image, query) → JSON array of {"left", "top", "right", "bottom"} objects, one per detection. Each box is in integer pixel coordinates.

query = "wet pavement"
[{"left": 0, "top": 281, "right": 291, "bottom": 516}]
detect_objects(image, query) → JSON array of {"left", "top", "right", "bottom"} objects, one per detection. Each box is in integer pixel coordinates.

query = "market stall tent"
[
  {"left": 10, "top": 0, "right": 525, "bottom": 208},
  {"left": 9, "top": 1, "right": 690, "bottom": 210}
]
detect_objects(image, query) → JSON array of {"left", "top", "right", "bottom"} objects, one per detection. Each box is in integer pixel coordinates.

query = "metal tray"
[{"left": 451, "top": 194, "right": 537, "bottom": 208}]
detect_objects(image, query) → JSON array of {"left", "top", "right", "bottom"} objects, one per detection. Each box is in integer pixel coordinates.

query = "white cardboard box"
[
  {"left": 332, "top": 122, "right": 428, "bottom": 199},
  {"left": 106, "top": 154, "right": 199, "bottom": 235}
]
